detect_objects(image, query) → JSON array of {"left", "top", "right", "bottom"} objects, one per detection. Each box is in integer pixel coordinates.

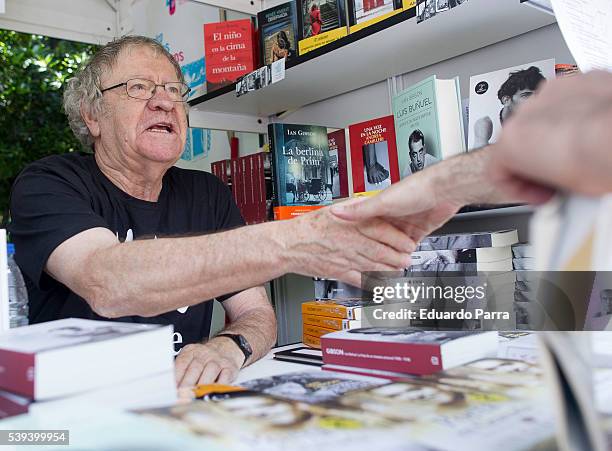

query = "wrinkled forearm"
[
  {"left": 432, "top": 146, "right": 520, "bottom": 207},
  {"left": 86, "top": 221, "right": 291, "bottom": 318}
]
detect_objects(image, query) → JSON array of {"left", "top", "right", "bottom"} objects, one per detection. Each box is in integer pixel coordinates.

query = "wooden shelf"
[{"left": 188, "top": 0, "right": 555, "bottom": 124}]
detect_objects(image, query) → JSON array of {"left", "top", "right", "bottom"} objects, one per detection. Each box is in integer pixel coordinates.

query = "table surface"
[{"left": 235, "top": 342, "right": 317, "bottom": 384}]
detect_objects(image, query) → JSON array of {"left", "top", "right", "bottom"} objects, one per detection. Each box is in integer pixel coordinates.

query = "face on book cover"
[{"left": 96, "top": 46, "right": 188, "bottom": 166}]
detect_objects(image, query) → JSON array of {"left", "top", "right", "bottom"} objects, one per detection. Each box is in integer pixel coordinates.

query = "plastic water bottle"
[{"left": 7, "top": 243, "right": 28, "bottom": 328}]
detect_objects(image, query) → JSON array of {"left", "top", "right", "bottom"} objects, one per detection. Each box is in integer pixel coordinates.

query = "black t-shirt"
[{"left": 8, "top": 153, "right": 245, "bottom": 352}]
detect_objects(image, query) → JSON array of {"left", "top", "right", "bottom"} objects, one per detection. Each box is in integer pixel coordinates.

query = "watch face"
[{"left": 238, "top": 335, "right": 253, "bottom": 356}]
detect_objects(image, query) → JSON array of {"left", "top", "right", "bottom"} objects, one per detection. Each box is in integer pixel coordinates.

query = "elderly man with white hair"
[{"left": 8, "top": 36, "right": 415, "bottom": 388}]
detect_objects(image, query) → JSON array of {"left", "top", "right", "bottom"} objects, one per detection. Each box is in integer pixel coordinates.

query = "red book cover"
[
  {"left": 0, "top": 349, "right": 36, "bottom": 398},
  {"left": 321, "top": 330, "right": 497, "bottom": 376},
  {"left": 321, "top": 335, "right": 442, "bottom": 375},
  {"left": 327, "top": 130, "right": 349, "bottom": 199},
  {"left": 204, "top": 19, "right": 256, "bottom": 92},
  {"left": 348, "top": 115, "right": 399, "bottom": 195},
  {"left": 230, "top": 159, "right": 243, "bottom": 215}
]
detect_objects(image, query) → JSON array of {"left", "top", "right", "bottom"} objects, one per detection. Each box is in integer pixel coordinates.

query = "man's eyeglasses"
[{"left": 100, "top": 78, "right": 190, "bottom": 102}]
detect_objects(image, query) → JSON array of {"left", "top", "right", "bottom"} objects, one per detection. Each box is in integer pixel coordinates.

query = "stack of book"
[
  {"left": 410, "top": 229, "right": 518, "bottom": 272},
  {"left": 301, "top": 300, "right": 372, "bottom": 349},
  {"left": 406, "top": 229, "right": 520, "bottom": 331},
  {"left": 0, "top": 318, "right": 176, "bottom": 419},
  {"left": 511, "top": 243, "right": 538, "bottom": 329}
]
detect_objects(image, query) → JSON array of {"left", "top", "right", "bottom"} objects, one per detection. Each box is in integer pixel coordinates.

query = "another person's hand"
[
  {"left": 280, "top": 206, "right": 416, "bottom": 287},
  {"left": 330, "top": 169, "right": 461, "bottom": 249},
  {"left": 490, "top": 70, "right": 612, "bottom": 200},
  {"left": 175, "top": 338, "right": 244, "bottom": 388}
]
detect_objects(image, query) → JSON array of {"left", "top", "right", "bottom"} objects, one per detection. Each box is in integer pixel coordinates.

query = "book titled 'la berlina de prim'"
[{"left": 268, "top": 123, "right": 331, "bottom": 220}]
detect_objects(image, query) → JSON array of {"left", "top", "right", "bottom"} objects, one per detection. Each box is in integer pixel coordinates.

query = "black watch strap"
[{"left": 216, "top": 333, "right": 253, "bottom": 365}]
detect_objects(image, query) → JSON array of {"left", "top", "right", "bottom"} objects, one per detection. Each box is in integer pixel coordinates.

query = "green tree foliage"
[{"left": 0, "top": 30, "right": 97, "bottom": 226}]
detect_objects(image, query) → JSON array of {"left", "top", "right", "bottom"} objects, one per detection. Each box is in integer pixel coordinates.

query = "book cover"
[
  {"left": 327, "top": 129, "right": 349, "bottom": 199},
  {"left": 467, "top": 59, "right": 555, "bottom": 150},
  {"left": 297, "top": 0, "right": 348, "bottom": 56},
  {"left": 348, "top": 115, "right": 400, "bottom": 195},
  {"left": 302, "top": 299, "right": 376, "bottom": 320},
  {"left": 239, "top": 370, "right": 383, "bottom": 404},
  {"left": 392, "top": 76, "right": 464, "bottom": 179},
  {"left": 268, "top": 123, "right": 332, "bottom": 220},
  {"left": 204, "top": 19, "right": 256, "bottom": 92},
  {"left": 258, "top": 2, "right": 299, "bottom": 67},
  {"left": 411, "top": 246, "right": 512, "bottom": 265},
  {"left": 303, "top": 313, "right": 362, "bottom": 330},
  {"left": 347, "top": 0, "right": 404, "bottom": 34},
  {"left": 416, "top": 229, "right": 519, "bottom": 251},
  {"left": 321, "top": 329, "right": 498, "bottom": 375}
]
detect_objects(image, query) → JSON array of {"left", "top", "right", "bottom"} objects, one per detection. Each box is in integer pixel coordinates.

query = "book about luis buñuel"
[
  {"left": 297, "top": 0, "right": 348, "bottom": 56},
  {"left": 268, "top": 123, "right": 331, "bottom": 220},
  {"left": 392, "top": 75, "right": 465, "bottom": 180},
  {"left": 467, "top": 58, "right": 555, "bottom": 150}
]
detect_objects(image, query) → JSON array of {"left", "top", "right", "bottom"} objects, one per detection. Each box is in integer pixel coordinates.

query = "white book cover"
[
  {"left": 467, "top": 59, "right": 555, "bottom": 150},
  {"left": 0, "top": 318, "right": 164, "bottom": 353}
]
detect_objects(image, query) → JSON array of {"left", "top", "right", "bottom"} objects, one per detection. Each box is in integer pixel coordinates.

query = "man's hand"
[
  {"left": 279, "top": 206, "right": 417, "bottom": 287},
  {"left": 175, "top": 337, "right": 244, "bottom": 388},
  {"left": 330, "top": 170, "right": 461, "bottom": 249},
  {"left": 490, "top": 71, "right": 612, "bottom": 200}
]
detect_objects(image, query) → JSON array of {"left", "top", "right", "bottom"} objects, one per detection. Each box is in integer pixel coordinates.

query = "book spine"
[
  {"left": 301, "top": 303, "right": 357, "bottom": 319},
  {"left": 241, "top": 157, "right": 249, "bottom": 223},
  {"left": 321, "top": 337, "right": 442, "bottom": 375},
  {"left": 303, "top": 333, "right": 321, "bottom": 349},
  {"left": 230, "top": 159, "right": 242, "bottom": 214},
  {"left": 221, "top": 160, "right": 229, "bottom": 185},
  {"left": 0, "top": 350, "right": 35, "bottom": 398},
  {"left": 302, "top": 323, "right": 336, "bottom": 339},
  {"left": 267, "top": 123, "right": 280, "bottom": 209},
  {"left": 302, "top": 314, "right": 358, "bottom": 330},
  {"left": 256, "top": 152, "right": 266, "bottom": 223}
]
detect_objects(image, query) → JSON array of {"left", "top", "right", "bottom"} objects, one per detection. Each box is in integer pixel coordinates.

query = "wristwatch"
[{"left": 216, "top": 333, "right": 253, "bottom": 366}]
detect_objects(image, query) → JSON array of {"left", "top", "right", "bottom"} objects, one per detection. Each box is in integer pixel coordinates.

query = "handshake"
[{"left": 277, "top": 182, "right": 462, "bottom": 287}]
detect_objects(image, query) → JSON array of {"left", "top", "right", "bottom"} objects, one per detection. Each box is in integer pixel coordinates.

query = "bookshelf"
[{"left": 188, "top": 0, "right": 555, "bottom": 132}]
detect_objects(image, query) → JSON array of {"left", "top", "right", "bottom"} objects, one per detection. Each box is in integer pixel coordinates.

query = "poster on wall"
[
  {"left": 131, "top": 0, "right": 221, "bottom": 99},
  {"left": 181, "top": 128, "right": 212, "bottom": 162}
]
